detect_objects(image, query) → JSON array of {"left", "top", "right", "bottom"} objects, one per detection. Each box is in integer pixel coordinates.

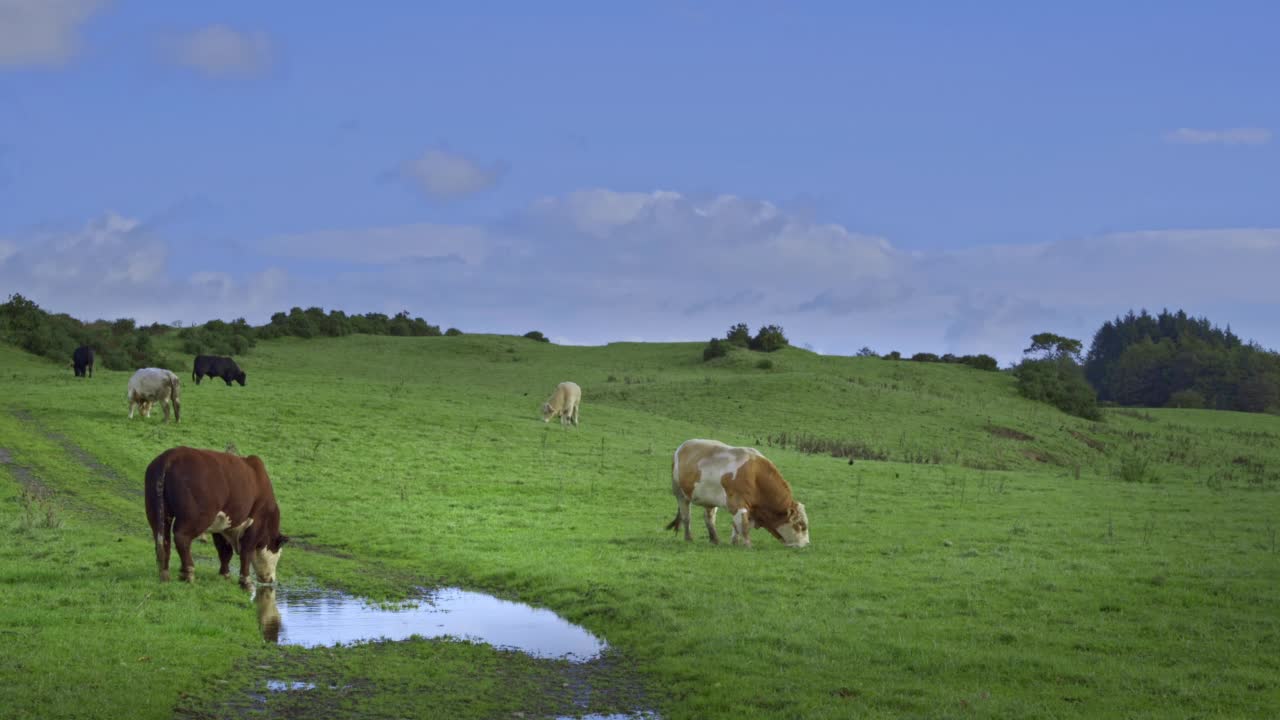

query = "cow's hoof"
[
  {"left": 220, "top": 571, "right": 232, "bottom": 579},
  {"left": 239, "top": 576, "right": 253, "bottom": 591},
  {"left": 159, "top": 570, "right": 170, "bottom": 582}
]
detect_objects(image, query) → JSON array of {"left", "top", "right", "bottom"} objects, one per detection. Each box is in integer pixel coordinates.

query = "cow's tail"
[
  {"left": 144, "top": 451, "right": 174, "bottom": 580},
  {"left": 664, "top": 450, "right": 681, "bottom": 532}
]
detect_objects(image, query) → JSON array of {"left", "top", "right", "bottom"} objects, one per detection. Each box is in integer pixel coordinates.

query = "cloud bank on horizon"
[
  {"left": 5, "top": 191, "right": 1278, "bottom": 365},
  {"left": 2, "top": 2, "right": 1277, "bottom": 365}
]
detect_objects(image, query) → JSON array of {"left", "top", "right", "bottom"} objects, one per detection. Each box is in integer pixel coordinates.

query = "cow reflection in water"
[{"left": 255, "top": 586, "right": 281, "bottom": 643}]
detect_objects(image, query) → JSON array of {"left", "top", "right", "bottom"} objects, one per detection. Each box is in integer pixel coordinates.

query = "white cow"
[
  {"left": 541, "top": 381, "right": 581, "bottom": 426},
  {"left": 127, "top": 368, "right": 182, "bottom": 422}
]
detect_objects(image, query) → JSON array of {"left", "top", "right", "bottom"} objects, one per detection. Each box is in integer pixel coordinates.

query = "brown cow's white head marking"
[
  {"left": 251, "top": 535, "right": 289, "bottom": 584},
  {"left": 776, "top": 502, "right": 810, "bottom": 547}
]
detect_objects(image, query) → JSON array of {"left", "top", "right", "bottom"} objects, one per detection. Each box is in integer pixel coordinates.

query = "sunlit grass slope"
[{"left": 2, "top": 335, "right": 1278, "bottom": 719}]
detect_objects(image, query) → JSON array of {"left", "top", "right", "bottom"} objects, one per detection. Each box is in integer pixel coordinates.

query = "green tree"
[{"left": 749, "top": 324, "right": 788, "bottom": 352}]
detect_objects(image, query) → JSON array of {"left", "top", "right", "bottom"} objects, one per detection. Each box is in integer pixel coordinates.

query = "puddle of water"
[
  {"left": 557, "top": 714, "right": 661, "bottom": 720},
  {"left": 254, "top": 584, "right": 607, "bottom": 662},
  {"left": 265, "top": 680, "right": 315, "bottom": 692}
]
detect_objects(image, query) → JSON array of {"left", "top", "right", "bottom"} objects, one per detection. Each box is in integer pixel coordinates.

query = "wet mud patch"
[
  {"left": 0, "top": 447, "right": 53, "bottom": 496},
  {"left": 985, "top": 424, "right": 1035, "bottom": 442},
  {"left": 177, "top": 629, "right": 655, "bottom": 720},
  {"left": 1070, "top": 430, "right": 1106, "bottom": 452},
  {"left": 174, "top": 584, "right": 658, "bottom": 719},
  {"left": 12, "top": 409, "right": 141, "bottom": 498}
]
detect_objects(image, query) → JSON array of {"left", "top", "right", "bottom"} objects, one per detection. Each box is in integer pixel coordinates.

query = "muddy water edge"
[{"left": 175, "top": 581, "right": 658, "bottom": 719}]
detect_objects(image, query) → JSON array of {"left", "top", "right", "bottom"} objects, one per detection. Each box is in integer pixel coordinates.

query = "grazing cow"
[
  {"left": 666, "top": 439, "right": 810, "bottom": 548},
  {"left": 127, "top": 368, "right": 182, "bottom": 422},
  {"left": 144, "top": 446, "right": 288, "bottom": 589},
  {"left": 193, "top": 354, "right": 246, "bottom": 386},
  {"left": 541, "top": 381, "right": 581, "bottom": 426},
  {"left": 71, "top": 346, "right": 94, "bottom": 378}
]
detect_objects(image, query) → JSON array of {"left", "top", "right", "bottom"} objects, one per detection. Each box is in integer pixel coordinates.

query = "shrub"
[
  {"left": 756, "top": 358, "right": 774, "bottom": 370},
  {"left": 726, "top": 323, "right": 751, "bottom": 348},
  {"left": 523, "top": 330, "right": 550, "bottom": 343},
  {"left": 445, "top": 328, "right": 463, "bottom": 336},
  {"left": 703, "top": 338, "right": 729, "bottom": 362},
  {"left": 749, "top": 324, "right": 788, "bottom": 353},
  {"left": 1166, "top": 389, "right": 1205, "bottom": 409},
  {"left": 1014, "top": 357, "right": 1101, "bottom": 420},
  {"left": 911, "top": 352, "right": 940, "bottom": 363},
  {"left": 884, "top": 351, "right": 901, "bottom": 360},
  {"left": 856, "top": 346, "right": 878, "bottom": 358},
  {"left": 964, "top": 354, "right": 999, "bottom": 371}
]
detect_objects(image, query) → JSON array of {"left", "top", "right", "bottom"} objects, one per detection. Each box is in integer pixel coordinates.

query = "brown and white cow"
[
  {"left": 541, "top": 381, "right": 581, "bottom": 426},
  {"left": 144, "top": 446, "right": 288, "bottom": 589},
  {"left": 127, "top": 368, "right": 182, "bottom": 422},
  {"left": 666, "top": 438, "right": 810, "bottom": 548}
]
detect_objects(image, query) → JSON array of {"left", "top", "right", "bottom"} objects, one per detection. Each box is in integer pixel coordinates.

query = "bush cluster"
[{"left": 704, "top": 323, "right": 789, "bottom": 362}]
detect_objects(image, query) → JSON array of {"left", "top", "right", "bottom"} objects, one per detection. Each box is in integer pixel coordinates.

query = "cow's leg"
[
  {"left": 213, "top": 534, "right": 235, "bottom": 578},
  {"left": 571, "top": 402, "right": 579, "bottom": 426},
  {"left": 678, "top": 496, "right": 693, "bottom": 542},
  {"left": 237, "top": 536, "right": 255, "bottom": 590},
  {"left": 732, "top": 508, "right": 753, "bottom": 548},
  {"left": 161, "top": 399, "right": 171, "bottom": 423},
  {"left": 173, "top": 531, "right": 197, "bottom": 582},
  {"left": 128, "top": 399, "right": 136, "bottom": 419},
  {"left": 703, "top": 506, "right": 720, "bottom": 544}
]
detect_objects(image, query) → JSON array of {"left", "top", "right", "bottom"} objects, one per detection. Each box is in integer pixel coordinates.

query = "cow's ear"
[{"left": 277, "top": 534, "right": 290, "bottom": 547}]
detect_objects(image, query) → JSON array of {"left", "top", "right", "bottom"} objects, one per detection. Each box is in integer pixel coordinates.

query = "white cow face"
[
  {"left": 541, "top": 402, "right": 554, "bottom": 422},
  {"left": 252, "top": 535, "right": 288, "bottom": 584},
  {"left": 777, "top": 502, "right": 810, "bottom": 547}
]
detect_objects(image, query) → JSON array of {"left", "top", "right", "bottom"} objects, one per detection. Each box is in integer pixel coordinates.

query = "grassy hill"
[{"left": 1, "top": 335, "right": 1278, "bottom": 719}]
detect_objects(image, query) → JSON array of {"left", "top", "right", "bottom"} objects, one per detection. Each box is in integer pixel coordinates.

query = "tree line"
[
  {"left": 1084, "top": 309, "right": 1279, "bottom": 412},
  {"left": 0, "top": 294, "right": 464, "bottom": 371}
]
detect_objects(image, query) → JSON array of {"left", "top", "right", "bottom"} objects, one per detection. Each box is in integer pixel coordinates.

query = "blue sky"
[{"left": 2, "top": 1, "right": 1277, "bottom": 362}]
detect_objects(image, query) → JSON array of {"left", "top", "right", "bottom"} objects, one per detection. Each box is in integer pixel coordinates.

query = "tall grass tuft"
[{"left": 1116, "top": 454, "right": 1158, "bottom": 484}]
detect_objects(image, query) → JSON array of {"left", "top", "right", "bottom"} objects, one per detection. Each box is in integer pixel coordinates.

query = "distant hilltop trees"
[
  {"left": 0, "top": 295, "right": 461, "bottom": 370},
  {"left": 1085, "top": 309, "right": 1280, "bottom": 413},
  {"left": 704, "top": 323, "right": 789, "bottom": 361}
]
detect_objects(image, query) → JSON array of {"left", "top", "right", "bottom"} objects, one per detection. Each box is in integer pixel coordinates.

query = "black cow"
[
  {"left": 193, "top": 355, "right": 246, "bottom": 386},
  {"left": 71, "top": 346, "right": 94, "bottom": 378}
]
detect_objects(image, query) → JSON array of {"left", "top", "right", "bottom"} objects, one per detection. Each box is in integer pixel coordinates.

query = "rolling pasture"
[{"left": 1, "top": 335, "right": 1278, "bottom": 719}]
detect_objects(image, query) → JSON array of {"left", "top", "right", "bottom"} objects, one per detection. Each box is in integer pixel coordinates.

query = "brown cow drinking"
[{"left": 145, "top": 447, "right": 288, "bottom": 589}]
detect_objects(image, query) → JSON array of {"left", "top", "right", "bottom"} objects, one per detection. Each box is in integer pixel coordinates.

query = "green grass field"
[{"left": 2, "top": 335, "right": 1278, "bottom": 719}]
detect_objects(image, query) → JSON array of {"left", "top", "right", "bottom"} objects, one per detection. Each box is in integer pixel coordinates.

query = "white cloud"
[
  {"left": 0, "top": 0, "right": 106, "bottom": 68},
  {"left": 11, "top": 196, "right": 1280, "bottom": 364},
  {"left": 0, "top": 213, "right": 288, "bottom": 323},
  {"left": 279, "top": 191, "right": 1280, "bottom": 363},
  {"left": 398, "top": 149, "right": 507, "bottom": 201},
  {"left": 1163, "top": 127, "right": 1272, "bottom": 146},
  {"left": 167, "top": 24, "right": 273, "bottom": 78}
]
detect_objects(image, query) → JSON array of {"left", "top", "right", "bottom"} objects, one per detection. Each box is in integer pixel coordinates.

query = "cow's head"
[
  {"left": 252, "top": 534, "right": 289, "bottom": 584},
  {"left": 234, "top": 370, "right": 247, "bottom": 386},
  {"left": 541, "top": 402, "right": 554, "bottom": 422},
  {"left": 774, "top": 502, "right": 810, "bottom": 547}
]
